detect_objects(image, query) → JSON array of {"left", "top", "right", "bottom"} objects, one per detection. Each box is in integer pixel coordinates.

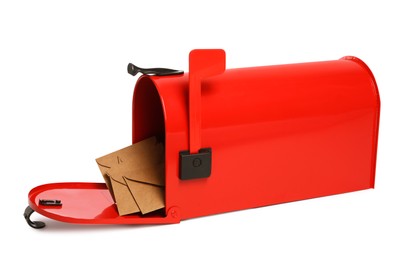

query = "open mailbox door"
[
  {"left": 25, "top": 183, "right": 180, "bottom": 228},
  {"left": 25, "top": 49, "right": 380, "bottom": 228}
]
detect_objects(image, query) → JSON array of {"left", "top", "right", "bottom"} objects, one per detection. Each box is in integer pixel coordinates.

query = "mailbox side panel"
[{"left": 135, "top": 58, "right": 380, "bottom": 221}]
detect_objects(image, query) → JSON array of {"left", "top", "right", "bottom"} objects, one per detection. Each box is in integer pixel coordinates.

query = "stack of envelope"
[{"left": 96, "top": 136, "right": 165, "bottom": 216}]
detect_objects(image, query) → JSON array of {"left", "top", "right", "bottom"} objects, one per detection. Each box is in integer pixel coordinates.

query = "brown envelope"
[{"left": 96, "top": 136, "right": 165, "bottom": 216}]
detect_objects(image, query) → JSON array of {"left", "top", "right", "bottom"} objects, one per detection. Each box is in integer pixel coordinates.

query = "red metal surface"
[
  {"left": 28, "top": 49, "right": 380, "bottom": 225},
  {"left": 188, "top": 49, "right": 226, "bottom": 153},
  {"left": 133, "top": 50, "right": 380, "bottom": 221}
]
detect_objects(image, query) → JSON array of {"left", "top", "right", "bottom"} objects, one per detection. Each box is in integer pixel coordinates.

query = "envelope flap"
[{"left": 96, "top": 136, "right": 165, "bottom": 186}]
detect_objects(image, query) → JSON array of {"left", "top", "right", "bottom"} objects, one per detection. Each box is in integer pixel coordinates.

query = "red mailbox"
[{"left": 24, "top": 49, "right": 380, "bottom": 228}]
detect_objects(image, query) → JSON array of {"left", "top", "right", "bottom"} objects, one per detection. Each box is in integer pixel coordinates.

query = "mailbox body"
[
  {"left": 26, "top": 53, "right": 380, "bottom": 225},
  {"left": 132, "top": 56, "right": 380, "bottom": 221}
]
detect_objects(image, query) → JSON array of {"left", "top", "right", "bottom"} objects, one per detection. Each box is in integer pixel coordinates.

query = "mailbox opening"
[
  {"left": 132, "top": 76, "right": 166, "bottom": 145},
  {"left": 132, "top": 76, "right": 167, "bottom": 217}
]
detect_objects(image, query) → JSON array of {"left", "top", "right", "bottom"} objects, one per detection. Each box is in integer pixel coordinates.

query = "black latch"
[
  {"left": 179, "top": 148, "right": 212, "bottom": 180},
  {"left": 39, "top": 199, "right": 62, "bottom": 206}
]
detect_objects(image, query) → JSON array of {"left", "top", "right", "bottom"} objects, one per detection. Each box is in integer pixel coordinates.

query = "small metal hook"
[{"left": 24, "top": 206, "right": 46, "bottom": 229}]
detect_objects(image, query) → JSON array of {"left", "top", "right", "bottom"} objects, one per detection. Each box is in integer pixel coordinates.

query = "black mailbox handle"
[{"left": 127, "top": 63, "right": 183, "bottom": 76}]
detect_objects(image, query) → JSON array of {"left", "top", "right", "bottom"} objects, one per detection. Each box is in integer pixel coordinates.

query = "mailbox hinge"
[{"left": 179, "top": 148, "right": 212, "bottom": 180}]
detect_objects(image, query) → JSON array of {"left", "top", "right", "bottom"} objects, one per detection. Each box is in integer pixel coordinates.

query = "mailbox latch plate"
[{"left": 179, "top": 148, "right": 212, "bottom": 180}]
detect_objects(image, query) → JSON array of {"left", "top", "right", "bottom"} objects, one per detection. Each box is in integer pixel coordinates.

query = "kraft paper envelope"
[{"left": 96, "top": 136, "right": 165, "bottom": 215}]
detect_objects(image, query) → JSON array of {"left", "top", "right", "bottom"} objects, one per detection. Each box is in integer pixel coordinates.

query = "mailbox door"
[{"left": 27, "top": 182, "right": 180, "bottom": 225}]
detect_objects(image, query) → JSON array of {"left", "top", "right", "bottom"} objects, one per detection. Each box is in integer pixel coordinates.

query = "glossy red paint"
[
  {"left": 28, "top": 183, "right": 180, "bottom": 224},
  {"left": 28, "top": 49, "right": 380, "bottom": 225}
]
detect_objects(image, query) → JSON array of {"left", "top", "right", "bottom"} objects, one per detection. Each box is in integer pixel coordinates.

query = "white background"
[{"left": 1, "top": 1, "right": 413, "bottom": 259}]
